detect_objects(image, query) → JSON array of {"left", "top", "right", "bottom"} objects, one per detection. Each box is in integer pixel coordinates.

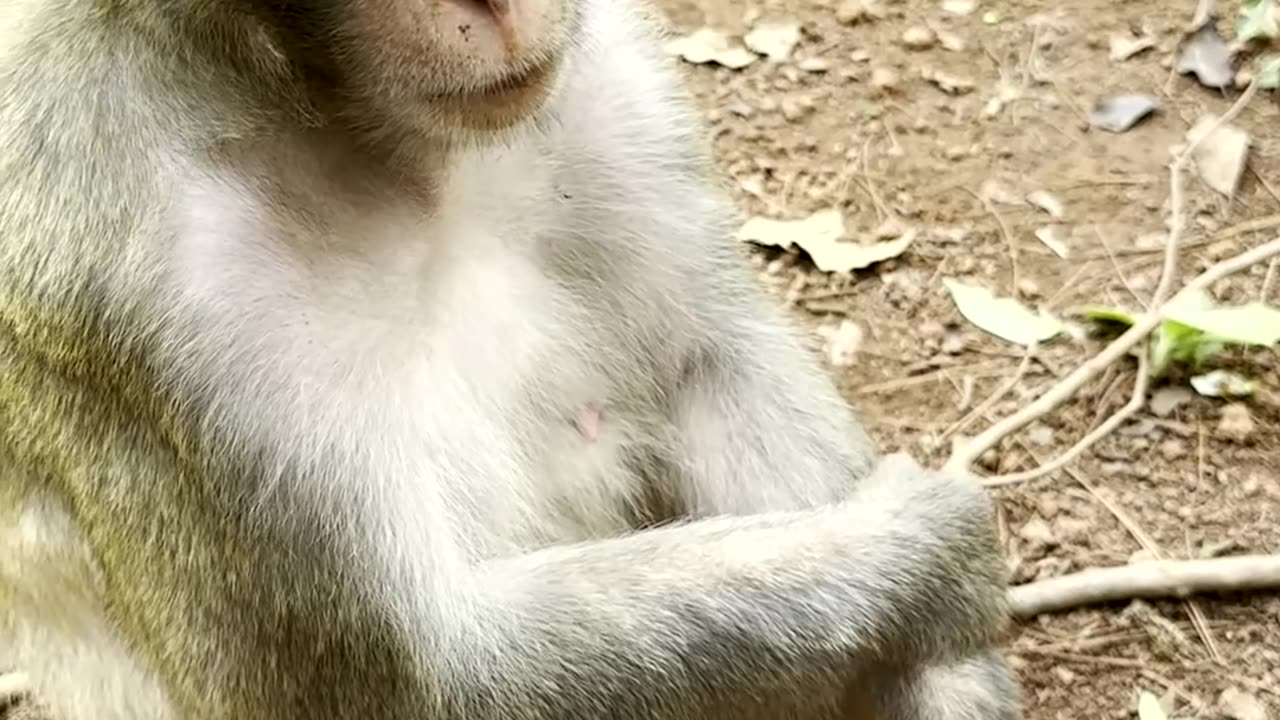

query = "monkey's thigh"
[
  {"left": 0, "top": 493, "right": 178, "bottom": 720},
  {"left": 843, "top": 650, "right": 1020, "bottom": 720}
]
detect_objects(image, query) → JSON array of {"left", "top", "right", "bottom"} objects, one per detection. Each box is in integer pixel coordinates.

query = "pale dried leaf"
[
  {"left": 1190, "top": 370, "right": 1258, "bottom": 398},
  {"left": 1109, "top": 31, "right": 1156, "bottom": 61},
  {"left": 664, "top": 28, "right": 758, "bottom": 69},
  {"left": 1186, "top": 114, "right": 1251, "bottom": 198},
  {"left": 737, "top": 210, "right": 911, "bottom": 273},
  {"left": 1261, "top": 55, "right": 1280, "bottom": 88},
  {"left": 1026, "top": 190, "right": 1065, "bottom": 219},
  {"left": 943, "top": 279, "right": 1065, "bottom": 347},
  {"left": 1088, "top": 94, "right": 1159, "bottom": 133},
  {"left": 1177, "top": 22, "right": 1234, "bottom": 89},
  {"left": 1238, "top": 0, "right": 1280, "bottom": 43},
  {"left": 1034, "top": 226, "right": 1070, "bottom": 258},
  {"left": 744, "top": 20, "right": 802, "bottom": 61},
  {"left": 1137, "top": 691, "right": 1169, "bottom": 720}
]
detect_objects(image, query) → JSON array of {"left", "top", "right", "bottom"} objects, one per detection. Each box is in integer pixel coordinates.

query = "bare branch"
[{"left": 1008, "top": 555, "right": 1280, "bottom": 618}]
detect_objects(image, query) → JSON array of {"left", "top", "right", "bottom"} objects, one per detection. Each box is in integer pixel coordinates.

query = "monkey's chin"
[{"left": 436, "top": 57, "right": 561, "bottom": 134}]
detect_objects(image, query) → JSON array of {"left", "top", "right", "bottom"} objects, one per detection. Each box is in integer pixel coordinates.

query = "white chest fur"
[{"left": 162, "top": 141, "right": 645, "bottom": 559}]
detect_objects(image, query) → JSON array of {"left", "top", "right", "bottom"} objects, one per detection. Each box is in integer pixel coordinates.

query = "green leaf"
[
  {"left": 1080, "top": 305, "right": 1138, "bottom": 325},
  {"left": 1260, "top": 55, "right": 1280, "bottom": 89},
  {"left": 1238, "top": 0, "right": 1280, "bottom": 42},
  {"left": 1166, "top": 301, "right": 1280, "bottom": 345},
  {"left": 943, "top": 279, "right": 1064, "bottom": 347},
  {"left": 1137, "top": 691, "right": 1169, "bottom": 720}
]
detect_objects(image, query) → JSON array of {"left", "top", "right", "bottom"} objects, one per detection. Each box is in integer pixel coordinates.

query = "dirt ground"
[{"left": 652, "top": 0, "right": 1280, "bottom": 716}]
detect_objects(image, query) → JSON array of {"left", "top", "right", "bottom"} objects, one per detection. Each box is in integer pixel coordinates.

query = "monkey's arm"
[{"left": 446, "top": 455, "right": 1004, "bottom": 716}]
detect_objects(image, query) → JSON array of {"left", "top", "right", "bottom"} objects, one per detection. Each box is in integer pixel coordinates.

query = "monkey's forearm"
[{"left": 446, "top": 472, "right": 1005, "bottom": 716}]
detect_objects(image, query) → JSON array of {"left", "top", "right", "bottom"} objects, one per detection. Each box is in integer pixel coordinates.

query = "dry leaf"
[
  {"left": 744, "top": 20, "right": 802, "bottom": 61},
  {"left": 1034, "top": 226, "right": 1070, "bottom": 258},
  {"left": 944, "top": 279, "right": 1065, "bottom": 347},
  {"left": 1088, "top": 94, "right": 1159, "bottom": 133},
  {"left": 664, "top": 28, "right": 758, "bottom": 69},
  {"left": 1186, "top": 115, "right": 1251, "bottom": 197},
  {"left": 1026, "top": 190, "right": 1065, "bottom": 219},
  {"left": 1108, "top": 30, "right": 1156, "bottom": 61},
  {"left": 1177, "top": 22, "right": 1234, "bottom": 88},
  {"left": 736, "top": 211, "right": 915, "bottom": 273}
]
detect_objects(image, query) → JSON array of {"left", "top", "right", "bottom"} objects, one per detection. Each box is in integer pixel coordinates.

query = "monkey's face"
[{"left": 337, "top": 0, "right": 579, "bottom": 136}]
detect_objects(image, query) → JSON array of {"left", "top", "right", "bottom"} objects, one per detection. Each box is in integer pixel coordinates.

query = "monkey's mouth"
[{"left": 463, "top": 56, "right": 559, "bottom": 105}]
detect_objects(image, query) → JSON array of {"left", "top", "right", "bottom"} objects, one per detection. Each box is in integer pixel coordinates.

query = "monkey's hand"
[{"left": 0, "top": 673, "right": 51, "bottom": 720}]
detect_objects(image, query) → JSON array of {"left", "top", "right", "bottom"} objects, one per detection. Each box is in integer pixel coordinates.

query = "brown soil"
[{"left": 653, "top": 0, "right": 1280, "bottom": 716}]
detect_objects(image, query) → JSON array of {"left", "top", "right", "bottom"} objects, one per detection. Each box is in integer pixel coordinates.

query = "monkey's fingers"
[{"left": 0, "top": 672, "right": 29, "bottom": 704}]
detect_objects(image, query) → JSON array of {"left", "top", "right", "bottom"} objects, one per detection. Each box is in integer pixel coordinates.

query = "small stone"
[
  {"left": 901, "top": 26, "right": 937, "bottom": 49},
  {"left": 836, "top": 0, "right": 883, "bottom": 24},
  {"left": 1017, "top": 516, "right": 1057, "bottom": 548},
  {"left": 942, "top": 0, "right": 977, "bottom": 15},
  {"left": 780, "top": 96, "right": 815, "bottom": 121},
  {"left": 1149, "top": 385, "right": 1192, "bottom": 417},
  {"left": 821, "top": 320, "right": 864, "bottom": 367},
  {"left": 940, "top": 327, "right": 966, "bottom": 355},
  {"left": 1158, "top": 439, "right": 1188, "bottom": 461},
  {"left": 871, "top": 66, "right": 899, "bottom": 90},
  {"left": 1027, "top": 424, "right": 1054, "bottom": 447},
  {"left": 798, "top": 57, "right": 831, "bottom": 72},
  {"left": 1219, "top": 688, "right": 1268, "bottom": 720},
  {"left": 937, "top": 30, "right": 967, "bottom": 52},
  {"left": 1217, "top": 403, "right": 1255, "bottom": 441}
]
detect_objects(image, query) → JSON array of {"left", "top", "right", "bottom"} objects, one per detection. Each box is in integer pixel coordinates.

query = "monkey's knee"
[{"left": 892, "top": 651, "right": 1020, "bottom": 720}]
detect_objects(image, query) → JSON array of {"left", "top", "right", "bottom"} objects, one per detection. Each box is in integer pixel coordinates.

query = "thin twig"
[
  {"left": 1096, "top": 226, "right": 1147, "bottom": 309},
  {"left": 964, "top": 187, "right": 1021, "bottom": 291},
  {"left": 941, "top": 347, "right": 1035, "bottom": 443},
  {"left": 1262, "top": 257, "right": 1278, "bottom": 303},
  {"left": 981, "top": 348, "right": 1148, "bottom": 486},
  {"left": 1063, "top": 465, "right": 1222, "bottom": 661},
  {"left": 1008, "top": 555, "right": 1280, "bottom": 617}
]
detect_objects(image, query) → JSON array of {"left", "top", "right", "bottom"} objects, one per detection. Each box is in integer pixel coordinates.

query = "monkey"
[{"left": 0, "top": 0, "right": 1020, "bottom": 718}]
